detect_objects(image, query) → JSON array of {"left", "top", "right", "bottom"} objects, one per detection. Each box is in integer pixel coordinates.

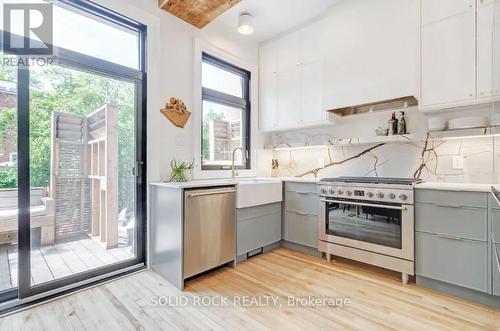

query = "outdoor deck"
[{"left": 0, "top": 237, "right": 134, "bottom": 291}]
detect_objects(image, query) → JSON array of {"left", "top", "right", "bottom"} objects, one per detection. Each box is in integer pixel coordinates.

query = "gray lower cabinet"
[
  {"left": 490, "top": 206, "right": 500, "bottom": 296},
  {"left": 415, "top": 189, "right": 494, "bottom": 299},
  {"left": 283, "top": 211, "right": 318, "bottom": 248},
  {"left": 237, "top": 202, "right": 281, "bottom": 256},
  {"left": 493, "top": 243, "right": 500, "bottom": 296},
  {"left": 416, "top": 232, "right": 488, "bottom": 293},
  {"left": 283, "top": 182, "right": 319, "bottom": 248}
]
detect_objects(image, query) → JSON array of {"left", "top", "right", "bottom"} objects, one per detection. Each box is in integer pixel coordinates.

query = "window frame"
[
  {"left": 0, "top": 0, "right": 148, "bottom": 306},
  {"left": 201, "top": 52, "right": 251, "bottom": 171}
]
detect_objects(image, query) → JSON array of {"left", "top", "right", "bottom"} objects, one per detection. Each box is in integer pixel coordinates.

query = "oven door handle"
[{"left": 319, "top": 199, "right": 407, "bottom": 211}]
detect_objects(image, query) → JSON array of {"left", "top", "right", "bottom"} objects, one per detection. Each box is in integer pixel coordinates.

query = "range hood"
[{"left": 327, "top": 96, "right": 418, "bottom": 117}]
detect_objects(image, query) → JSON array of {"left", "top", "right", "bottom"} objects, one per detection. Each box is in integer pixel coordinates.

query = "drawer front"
[
  {"left": 416, "top": 203, "right": 487, "bottom": 241},
  {"left": 493, "top": 243, "right": 500, "bottom": 296},
  {"left": 285, "top": 181, "right": 318, "bottom": 195},
  {"left": 491, "top": 209, "right": 500, "bottom": 243},
  {"left": 238, "top": 202, "right": 281, "bottom": 220},
  {"left": 237, "top": 207, "right": 281, "bottom": 256},
  {"left": 415, "top": 189, "right": 487, "bottom": 208},
  {"left": 416, "top": 232, "right": 488, "bottom": 293},
  {"left": 285, "top": 191, "right": 319, "bottom": 216},
  {"left": 283, "top": 211, "right": 318, "bottom": 248}
]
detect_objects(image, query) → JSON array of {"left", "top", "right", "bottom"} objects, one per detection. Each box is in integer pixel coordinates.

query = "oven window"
[{"left": 325, "top": 201, "right": 402, "bottom": 249}]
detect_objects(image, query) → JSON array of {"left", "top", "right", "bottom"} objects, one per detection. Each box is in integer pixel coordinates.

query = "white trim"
[{"left": 193, "top": 37, "right": 258, "bottom": 179}]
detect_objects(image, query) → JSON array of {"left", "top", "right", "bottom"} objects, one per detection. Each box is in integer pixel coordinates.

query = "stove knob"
[
  {"left": 399, "top": 194, "right": 408, "bottom": 201},
  {"left": 366, "top": 192, "right": 374, "bottom": 198},
  {"left": 321, "top": 188, "right": 328, "bottom": 194},
  {"left": 388, "top": 193, "right": 396, "bottom": 199},
  {"left": 376, "top": 192, "right": 384, "bottom": 198},
  {"left": 347, "top": 190, "right": 353, "bottom": 196},
  {"left": 329, "top": 188, "right": 336, "bottom": 194},
  {"left": 337, "top": 190, "right": 344, "bottom": 195}
]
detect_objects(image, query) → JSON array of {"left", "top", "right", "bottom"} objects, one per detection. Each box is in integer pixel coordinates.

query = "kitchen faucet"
[{"left": 231, "top": 147, "right": 246, "bottom": 179}]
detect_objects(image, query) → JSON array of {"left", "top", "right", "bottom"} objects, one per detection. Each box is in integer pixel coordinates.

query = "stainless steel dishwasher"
[{"left": 183, "top": 186, "right": 236, "bottom": 278}]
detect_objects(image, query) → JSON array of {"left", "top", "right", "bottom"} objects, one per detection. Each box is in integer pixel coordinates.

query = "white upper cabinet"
[
  {"left": 259, "top": 19, "right": 331, "bottom": 131},
  {"left": 259, "top": 42, "right": 278, "bottom": 131},
  {"left": 494, "top": 2, "right": 500, "bottom": 97},
  {"left": 300, "top": 60, "right": 327, "bottom": 124},
  {"left": 420, "top": 0, "right": 500, "bottom": 111},
  {"left": 300, "top": 18, "right": 327, "bottom": 64},
  {"left": 421, "top": 10, "right": 476, "bottom": 107},
  {"left": 322, "top": 0, "right": 418, "bottom": 111},
  {"left": 277, "top": 31, "right": 300, "bottom": 74},
  {"left": 477, "top": 1, "right": 495, "bottom": 99},
  {"left": 277, "top": 69, "right": 301, "bottom": 128},
  {"left": 477, "top": 0, "right": 500, "bottom": 99},
  {"left": 421, "top": 0, "right": 474, "bottom": 25}
]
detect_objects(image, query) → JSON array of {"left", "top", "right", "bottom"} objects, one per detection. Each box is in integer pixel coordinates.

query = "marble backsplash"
[
  {"left": 263, "top": 106, "right": 500, "bottom": 184},
  {"left": 270, "top": 137, "right": 498, "bottom": 183}
]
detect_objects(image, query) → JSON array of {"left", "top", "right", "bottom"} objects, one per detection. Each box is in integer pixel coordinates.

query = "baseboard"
[{"left": 416, "top": 276, "right": 500, "bottom": 309}]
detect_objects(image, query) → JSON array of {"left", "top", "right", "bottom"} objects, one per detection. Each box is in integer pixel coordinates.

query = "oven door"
[{"left": 319, "top": 198, "right": 414, "bottom": 260}]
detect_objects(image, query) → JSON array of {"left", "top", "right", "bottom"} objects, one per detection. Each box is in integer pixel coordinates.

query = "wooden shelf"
[
  {"left": 427, "top": 126, "right": 500, "bottom": 140},
  {"left": 265, "top": 133, "right": 425, "bottom": 150}
]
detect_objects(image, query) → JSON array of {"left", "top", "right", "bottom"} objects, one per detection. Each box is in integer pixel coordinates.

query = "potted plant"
[{"left": 168, "top": 159, "right": 195, "bottom": 182}]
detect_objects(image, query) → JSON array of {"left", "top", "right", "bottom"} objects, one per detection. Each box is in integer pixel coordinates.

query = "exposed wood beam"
[{"left": 159, "top": 0, "right": 241, "bottom": 29}]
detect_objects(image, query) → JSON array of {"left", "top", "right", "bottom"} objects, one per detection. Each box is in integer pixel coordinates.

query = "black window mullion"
[
  {"left": 202, "top": 87, "right": 247, "bottom": 109},
  {"left": 201, "top": 53, "right": 251, "bottom": 171}
]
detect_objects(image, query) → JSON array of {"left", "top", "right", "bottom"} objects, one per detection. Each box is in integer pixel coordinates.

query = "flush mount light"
[{"left": 238, "top": 13, "right": 254, "bottom": 35}]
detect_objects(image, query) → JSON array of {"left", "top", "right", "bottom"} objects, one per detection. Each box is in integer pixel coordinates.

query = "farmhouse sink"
[{"left": 236, "top": 178, "right": 282, "bottom": 209}]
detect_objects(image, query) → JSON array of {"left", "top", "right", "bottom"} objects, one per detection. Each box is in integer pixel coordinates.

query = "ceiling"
[{"left": 213, "top": 0, "right": 340, "bottom": 43}]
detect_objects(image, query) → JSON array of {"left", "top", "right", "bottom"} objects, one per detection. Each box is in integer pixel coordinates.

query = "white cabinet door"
[
  {"left": 494, "top": 2, "right": 500, "bottom": 97},
  {"left": 300, "top": 61, "right": 327, "bottom": 124},
  {"left": 477, "top": 2, "right": 495, "bottom": 98},
  {"left": 300, "top": 18, "right": 327, "bottom": 65},
  {"left": 277, "top": 31, "right": 300, "bottom": 74},
  {"left": 421, "top": 11, "right": 476, "bottom": 107},
  {"left": 277, "top": 69, "right": 301, "bottom": 129},
  {"left": 259, "top": 42, "right": 278, "bottom": 131},
  {"left": 421, "top": 0, "right": 474, "bottom": 25}
]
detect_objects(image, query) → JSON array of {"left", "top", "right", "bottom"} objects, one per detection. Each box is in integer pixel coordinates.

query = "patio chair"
[{"left": 0, "top": 188, "right": 55, "bottom": 245}]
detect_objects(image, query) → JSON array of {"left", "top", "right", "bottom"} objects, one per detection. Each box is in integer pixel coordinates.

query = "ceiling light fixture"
[{"left": 238, "top": 13, "right": 254, "bottom": 35}]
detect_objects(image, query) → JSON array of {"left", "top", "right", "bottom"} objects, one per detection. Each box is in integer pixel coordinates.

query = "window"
[{"left": 201, "top": 53, "right": 251, "bottom": 170}]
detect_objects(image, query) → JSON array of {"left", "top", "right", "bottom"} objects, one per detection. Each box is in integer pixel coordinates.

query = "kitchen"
[{"left": 1, "top": 0, "right": 500, "bottom": 329}]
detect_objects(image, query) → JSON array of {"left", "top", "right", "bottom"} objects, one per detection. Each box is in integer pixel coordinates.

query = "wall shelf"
[
  {"left": 427, "top": 126, "right": 500, "bottom": 140},
  {"left": 266, "top": 133, "right": 425, "bottom": 150}
]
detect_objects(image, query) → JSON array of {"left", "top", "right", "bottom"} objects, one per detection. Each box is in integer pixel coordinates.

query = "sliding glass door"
[{"left": 1, "top": 1, "right": 146, "bottom": 303}]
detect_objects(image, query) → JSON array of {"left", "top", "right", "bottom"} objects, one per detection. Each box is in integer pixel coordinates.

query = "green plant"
[{"left": 168, "top": 159, "right": 195, "bottom": 182}]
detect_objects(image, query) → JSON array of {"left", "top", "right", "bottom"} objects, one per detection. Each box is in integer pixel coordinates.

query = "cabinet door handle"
[
  {"left": 290, "top": 210, "right": 316, "bottom": 216},
  {"left": 434, "top": 203, "right": 463, "bottom": 209},
  {"left": 435, "top": 234, "right": 463, "bottom": 241}
]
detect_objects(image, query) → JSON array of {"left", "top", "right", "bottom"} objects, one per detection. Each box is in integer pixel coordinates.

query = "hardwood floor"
[
  {"left": 0, "top": 238, "right": 133, "bottom": 291},
  {"left": 1, "top": 247, "right": 499, "bottom": 330}
]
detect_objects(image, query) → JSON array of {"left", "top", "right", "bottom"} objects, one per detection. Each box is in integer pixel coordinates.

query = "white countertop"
[
  {"left": 149, "top": 176, "right": 319, "bottom": 189},
  {"left": 151, "top": 178, "right": 500, "bottom": 192},
  {"left": 415, "top": 182, "right": 497, "bottom": 192},
  {"left": 150, "top": 179, "right": 240, "bottom": 189}
]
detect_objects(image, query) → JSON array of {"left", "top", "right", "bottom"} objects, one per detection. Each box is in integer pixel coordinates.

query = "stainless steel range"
[{"left": 318, "top": 177, "right": 422, "bottom": 284}]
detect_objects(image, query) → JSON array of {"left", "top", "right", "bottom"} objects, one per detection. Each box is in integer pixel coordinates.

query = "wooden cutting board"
[{"left": 161, "top": 97, "right": 191, "bottom": 128}]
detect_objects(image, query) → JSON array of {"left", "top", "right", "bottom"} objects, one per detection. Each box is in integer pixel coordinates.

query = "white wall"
[{"left": 94, "top": 0, "right": 268, "bottom": 182}]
